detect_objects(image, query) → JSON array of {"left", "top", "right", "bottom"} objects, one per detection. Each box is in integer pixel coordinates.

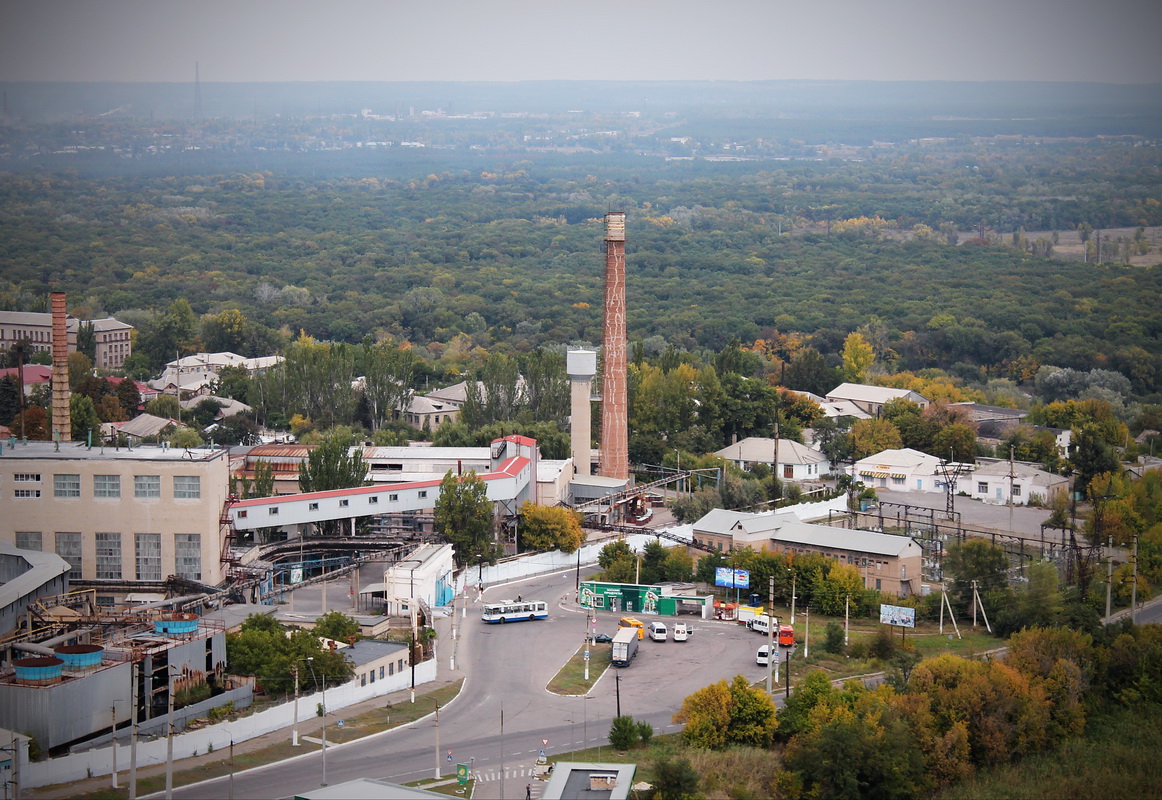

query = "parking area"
[{"left": 588, "top": 611, "right": 794, "bottom": 715}]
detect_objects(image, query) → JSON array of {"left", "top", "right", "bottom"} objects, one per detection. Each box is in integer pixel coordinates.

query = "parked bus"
[
  {"left": 618, "top": 616, "right": 645, "bottom": 640},
  {"left": 481, "top": 599, "right": 549, "bottom": 623},
  {"left": 778, "top": 625, "right": 795, "bottom": 647}
]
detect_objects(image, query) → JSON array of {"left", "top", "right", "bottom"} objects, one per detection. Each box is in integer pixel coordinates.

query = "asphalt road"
[{"left": 157, "top": 569, "right": 784, "bottom": 800}]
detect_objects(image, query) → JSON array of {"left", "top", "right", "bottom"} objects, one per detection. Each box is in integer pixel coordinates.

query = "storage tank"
[
  {"left": 154, "top": 613, "right": 200, "bottom": 635},
  {"left": 54, "top": 644, "right": 105, "bottom": 671},
  {"left": 13, "top": 656, "right": 64, "bottom": 686}
]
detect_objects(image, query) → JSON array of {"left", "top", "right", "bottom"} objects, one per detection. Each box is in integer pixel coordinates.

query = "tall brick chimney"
[
  {"left": 599, "top": 212, "right": 628, "bottom": 480},
  {"left": 51, "top": 292, "right": 71, "bottom": 442}
]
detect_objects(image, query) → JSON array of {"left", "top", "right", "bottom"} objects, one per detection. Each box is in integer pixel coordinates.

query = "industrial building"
[{"left": 1, "top": 440, "right": 232, "bottom": 599}]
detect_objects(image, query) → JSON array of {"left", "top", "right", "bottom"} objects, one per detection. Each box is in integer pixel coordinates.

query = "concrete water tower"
[{"left": 567, "top": 348, "right": 597, "bottom": 479}]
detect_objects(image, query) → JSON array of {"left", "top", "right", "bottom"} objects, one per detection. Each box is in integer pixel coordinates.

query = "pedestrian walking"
[{"left": 525, "top": 784, "right": 532, "bottom": 800}]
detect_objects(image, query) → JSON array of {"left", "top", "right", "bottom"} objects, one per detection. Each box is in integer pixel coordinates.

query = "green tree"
[
  {"left": 69, "top": 393, "right": 102, "bottom": 442},
  {"left": 361, "top": 341, "right": 419, "bottom": 432},
  {"left": 784, "top": 346, "right": 840, "bottom": 396},
  {"left": 145, "top": 394, "right": 180, "bottom": 420},
  {"left": 943, "top": 539, "right": 1009, "bottom": 613},
  {"left": 597, "top": 539, "right": 632, "bottom": 571},
  {"left": 115, "top": 378, "right": 142, "bottom": 418},
  {"left": 777, "top": 669, "right": 839, "bottom": 740},
  {"left": 168, "top": 427, "right": 203, "bottom": 448},
  {"left": 517, "top": 501, "right": 583, "bottom": 554},
  {"left": 434, "top": 470, "right": 494, "bottom": 570},
  {"left": 298, "top": 434, "right": 368, "bottom": 536},
  {"left": 313, "top": 611, "right": 361, "bottom": 644},
  {"left": 931, "top": 423, "right": 977, "bottom": 463}
]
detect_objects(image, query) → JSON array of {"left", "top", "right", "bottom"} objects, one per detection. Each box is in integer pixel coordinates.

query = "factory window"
[
  {"left": 388, "top": 662, "right": 394, "bottom": 676},
  {"left": 1012, "top": 485, "right": 1022, "bottom": 497},
  {"left": 56, "top": 532, "right": 82, "bottom": 575},
  {"left": 13, "top": 473, "right": 40, "bottom": 482},
  {"left": 369, "top": 496, "right": 378, "bottom": 505},
  {"left": 418, "top": 491, "right": 427, "bottom": 499},
  {"left": 361, "top": 674, "right": 366, "bottom": 687},
  {"left": 54, "top": 473, "right": 81, "bottom": 498},
  {"left": 339, "top": 499, "right": 349, "bottom": 508},
  {"left": 96, "top": 532, "right": 122, "bottom": 580},
  {"left": 977, "top": 482, "right": 989, "bottom": 494},
  {"left": 173, "top": 475, "right": 201, "bottom": 499},
  {"left": 309, "top": 502, "right": 319, "bottom": 511},
  {"left": 389, "top": 494, "right": 398, "bottom": 502},
  {"left": 136, "top": 533, "right": 162, "bottom": 581},
  {"left": 14, "top": 489, "right": 40, "bottom": 498},
  {"left": 268, "top": 507, "right": 279, "bottom": 516},
  {"left": 135, "top": 475, "right": 161, "bottom": 499},
  {"left": 15, "top": 531, "right": 41, "bottom": 551},
  {"left": 369, "top": 669, "right": 375, "bottom": 683},
  {"left": 94, "top": 474, "right": 121, "bottom": 498},
  {"left": 379, "top": 666, "right": 385, "bottom": 679},
  {"left": 175, "top": 534, "right": 202, "bottom": 581},
  {"left": 398, "top": 658, "right": 405, "bottom": 671}
]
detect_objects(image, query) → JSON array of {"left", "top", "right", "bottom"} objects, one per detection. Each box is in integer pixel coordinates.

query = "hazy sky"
[{"left": 2, "top": 0, "right": 1160, "bottom": 84}]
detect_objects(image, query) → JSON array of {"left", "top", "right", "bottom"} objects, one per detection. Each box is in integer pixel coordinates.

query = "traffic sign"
[
  {"left": 539, "top": 749, "right": 546, "bottom": 758},
  {"left": 542, "top": 738, "right": 549, "bottom": 747}
]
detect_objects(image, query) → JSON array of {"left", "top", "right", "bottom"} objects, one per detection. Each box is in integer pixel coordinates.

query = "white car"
[
  {"left": 756, "top": 645, "right": 771, "bottom": 666},
  {"left": 673, "top": 622, "right": 690, "bottom": 642}
]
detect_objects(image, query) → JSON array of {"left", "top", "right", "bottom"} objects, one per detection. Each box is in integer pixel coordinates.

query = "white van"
[
  {"left": 749, "top": 614, "right": 774, "bottom": 636},
  {"left": 756, "top": 645, "right": 771, "bottom": 666},
  {"left": 672, "top": 622, "right": 690, "bottom": 642},
  {"left": 648, "top": 621, "right": 668, "bottom": 642}
]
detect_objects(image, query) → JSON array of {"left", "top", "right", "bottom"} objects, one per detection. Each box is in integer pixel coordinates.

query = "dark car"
[{"left": 590, "top": 633, "right": 613, "bottom": 644}]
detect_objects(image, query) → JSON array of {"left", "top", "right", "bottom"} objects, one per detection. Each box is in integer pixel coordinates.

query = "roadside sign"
[
  {"left": 457, "top": 763, "right": 469, "bottom": 785},
  {"left": 542, "top": 738, "right": 549, "bottom": 747},
  {"left": 583, "top": 651, "right": 590, "bottom": 661},
  {"left": 539, "top": 749, "right": 546, "bottom": 758}
]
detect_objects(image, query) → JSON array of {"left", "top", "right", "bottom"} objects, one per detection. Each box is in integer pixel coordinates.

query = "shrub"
[
  {"left": 870, "top": 627, "right": 898, "bottom": 660},
  {"left": 609, "top": 715, "right": 639, "bottom": 750},
  {"left": 823, "top": 621, "right": 845, "bottom": 654},
  {"left": 653, "top": 756, "right": 700, "bottom": 800},
  {"left": 636, "top": 720, "right": 654, "bottom": 744}
]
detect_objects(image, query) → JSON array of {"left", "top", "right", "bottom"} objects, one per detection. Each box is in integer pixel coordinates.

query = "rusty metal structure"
[
  {"left": 50, "top": 292, "right": 71, "bottom": 442},
  {"left": 599, "top": 212, "right": 628, "bottom": 480}
]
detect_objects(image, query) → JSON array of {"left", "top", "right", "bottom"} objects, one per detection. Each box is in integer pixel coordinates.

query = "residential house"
[
  {"left": 345, "top": 639, "right": 411, "bottom": 690},
  {"left": 967, "top": 460, "right": 1068, "bottom": 506},
  {"left": 826, "top": 382, "right": 929, "bottom": 416},
  {"left": 792, "top": 390, "right": 872, "bottom": 421},
  {"left": 102, "top": 413, "right": 181, "bottom": 444},
  {"left": 151, "top": 352, "right": 284, "bottom": 396},
  {"left": 0, "top": 311, "right": 133, "bottom": 368},
  {"left": 0, "top": 365, "right": 53, "bottom": 397},
  {"left": 713, "top": 437, "right": 830, "bottom": 481},
  {"left": 403, "top": 395, "right": 460, "bottom": 432}
]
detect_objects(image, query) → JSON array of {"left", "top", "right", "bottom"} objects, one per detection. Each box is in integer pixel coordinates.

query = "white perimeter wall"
[{"left": 22, "top": 659, "right": 437, "bottom": 789}]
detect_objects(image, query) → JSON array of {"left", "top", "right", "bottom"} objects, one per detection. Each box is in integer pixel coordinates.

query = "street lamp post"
[{"left": 304, "top": 657, "right": 327, "bottom": 786}]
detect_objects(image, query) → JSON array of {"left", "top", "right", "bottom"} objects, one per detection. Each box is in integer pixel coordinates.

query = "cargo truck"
[{"left": 611, "top": 626, "right": 639, "bottom": 666}]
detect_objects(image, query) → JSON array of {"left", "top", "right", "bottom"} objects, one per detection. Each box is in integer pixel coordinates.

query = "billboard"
[
  {"left": 714, "top": 567, "right": 750, "bottom": 589},
  {"left": 879, "top": 603, "right": 916, "bottom": 628}
]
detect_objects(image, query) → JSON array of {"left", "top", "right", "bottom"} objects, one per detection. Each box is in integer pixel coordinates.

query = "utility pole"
[
  {"left": 129, "top": 661, "right": 138, "bottom": 800},
  {"left": 803, "top": 606, "right": 809, "bottom": 658},
  {"left": 434, "top": 701, "right": 441, "bottom": 780},
  {"left": 292, "top": 663, "right": 300, "bottom": 746},
  {"left": 971, "top": 580, "right": 978, "bottom": 628},
  {"left": 766, "top": 575, "right": 775, "bottom": 695},
  {"left": 1105, "top": 535, "right": 1114, "bottom": 624},
  {"left": 1131, "top": 533, "right": 1139, "bottom": 624},
  {"left": 844, "top": 594, "right": 850, "bottom": 647},
  {"left": 165, "top": 664, "right": 175, "bottom": 800},
  {"left": 111, "top": 704, "right": 118, "bottom": 789}
]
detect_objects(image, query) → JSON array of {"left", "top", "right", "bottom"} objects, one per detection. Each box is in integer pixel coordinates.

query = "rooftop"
[{"left": 0, "top": 440, "right": 230, "bottom": 462}]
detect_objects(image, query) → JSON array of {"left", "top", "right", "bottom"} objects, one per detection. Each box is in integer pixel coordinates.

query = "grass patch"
[
  {"left": 55, "top": 681, "right": 464, "bottom": 800},
  {"left": 545, "top": 733, "right": 784, "bottom": 799},
  {"left": 547, "top": 642, "right": 612, "bottom": 695},
  {"left": 934, "top": 702, "right": 1162, "bottom": 800}
]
